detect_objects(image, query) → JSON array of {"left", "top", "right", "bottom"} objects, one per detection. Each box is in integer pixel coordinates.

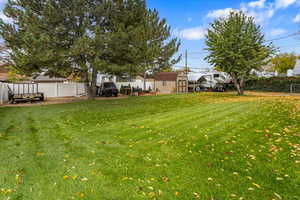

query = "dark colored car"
[{"left": 97, "top": 82, "right": 119, "bottom": 97}]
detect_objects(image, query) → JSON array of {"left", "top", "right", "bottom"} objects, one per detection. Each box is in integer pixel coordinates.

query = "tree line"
[{"left": 1, "top": 2, "right": 295, "bottom": 96}]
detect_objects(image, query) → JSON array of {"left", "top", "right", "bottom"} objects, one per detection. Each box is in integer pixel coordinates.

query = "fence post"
[
  {"left": 75, "top": 82, "right": 78, "bottom": 96},
  {"left": 0, "top": 83, "right": 3, "bottom": 105},
  {"left": 55, "top": 82, "right": 58, "bottom": 97}
]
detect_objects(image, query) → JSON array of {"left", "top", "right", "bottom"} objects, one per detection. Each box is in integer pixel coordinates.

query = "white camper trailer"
[{"left": 188, "top": 71, "right": 231, "bottom": 92}]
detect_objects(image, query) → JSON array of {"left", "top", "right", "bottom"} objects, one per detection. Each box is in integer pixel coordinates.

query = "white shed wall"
[{"left": 38, "top": 82, "right": 86, "bottom": 98}]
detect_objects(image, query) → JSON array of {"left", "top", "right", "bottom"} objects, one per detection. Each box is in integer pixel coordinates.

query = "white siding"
[
  {"left": 38, "top": 82, "right": 86, "bottom": 98},
  {"left": 116, "top": 80, "right": 154, "bottom": 90},
  {"left": 0, "top": 82, "right": 86, "bottom": 104}
]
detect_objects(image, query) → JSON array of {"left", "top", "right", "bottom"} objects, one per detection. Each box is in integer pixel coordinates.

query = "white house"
[{"left": 293, "top": 59, "right": 300, "bottom": 76}]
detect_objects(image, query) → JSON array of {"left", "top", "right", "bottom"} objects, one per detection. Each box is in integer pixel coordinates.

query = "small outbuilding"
[{"left": 154, "top": 72, "right": 188, "bottom": 94}]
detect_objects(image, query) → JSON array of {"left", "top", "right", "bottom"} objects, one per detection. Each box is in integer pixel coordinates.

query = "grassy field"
[{"left": 0, "top": 93, "right": 299, "bottom": 200}]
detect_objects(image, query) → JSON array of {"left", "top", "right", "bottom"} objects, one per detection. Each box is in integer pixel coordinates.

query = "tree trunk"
[
  {"left": 83, "top": 68, "right": 97, "bottom": 100},
  {"left": 231, "top": 75, "right": 244, "bottom": 95},
  {"left": 88, "top": 67, "right": 98, "bottom": 100},
  {"left": 239, "top": 76, "right": 245, "bottom": 95},
  {"left": 143, "top": 73, "right": 146, "bottom": 91},
  {"left": 83, "top": 71, "right": 92, "bottom": 99}
]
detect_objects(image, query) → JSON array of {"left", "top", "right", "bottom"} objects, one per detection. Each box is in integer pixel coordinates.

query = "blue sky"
[
  {"left": 1, "top": 0, "right": 300, "bottom": 69},
  {"left": 147, "top": 0, "right": 300, "bottom": 69}
]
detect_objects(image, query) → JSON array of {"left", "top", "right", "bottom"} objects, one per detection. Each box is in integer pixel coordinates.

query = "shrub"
[{"left": 245, "top": 77, "right": 300, "bottom": 92}]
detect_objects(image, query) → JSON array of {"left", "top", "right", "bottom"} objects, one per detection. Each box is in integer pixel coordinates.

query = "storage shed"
[{"left": 154, "top": 72, "right": 188, "bottom": 94}]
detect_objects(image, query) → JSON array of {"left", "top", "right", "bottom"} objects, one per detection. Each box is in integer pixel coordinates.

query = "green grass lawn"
[{"left": 0, "top": 93, "right": 299, "bottom": 200}]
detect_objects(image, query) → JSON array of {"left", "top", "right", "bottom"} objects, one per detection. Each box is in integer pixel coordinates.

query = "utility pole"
[
  {"left": 185, "top": 49, "right": 188, "bottom": 94},
  {"left": 185, "top": 49, "right": 188, "bottom": 74}
]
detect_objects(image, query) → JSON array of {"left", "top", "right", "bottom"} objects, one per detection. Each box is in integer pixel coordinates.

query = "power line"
[
  {"left": 179, "top": 51, "right": 208, "bottom": 55},
  {"left": 266, "top": 31, "right": 300, "bottom": 43}
]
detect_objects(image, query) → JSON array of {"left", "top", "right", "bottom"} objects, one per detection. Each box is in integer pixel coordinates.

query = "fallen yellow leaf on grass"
[
  {"left": 76, "top": 192, "right": 85, "bottom": 198},
  {"left": 252, "top": 183, "right": 261, "bottom": 188},
  {"left": 15, "top": 174, "right": 21, "bottom": 185},
  {"left": 0, "top": 188, "right": 14, "bottom": 195},
  {"left": 233, "top": 172, "right": 239, "bottom": 176},
  {"left": 284, "top": 128, "right": 291, "bottom": 133},
  {"left": 148, "top": 192, "right": 155, "bottom": 198},
  {"left": 274, "top": 192, "right": 282, "bottom": 199},
  {"left": 162, "top": 176, "right": 169, "bottom": 182},
  {"left": 36, "top": 152, "right": 45, "bottom": 156},
  {"left": 193, "top": 192, "right": 200, "bottom": 198},
  {"left": 81, "top": 177, "right": 88, "bottom": 182}
]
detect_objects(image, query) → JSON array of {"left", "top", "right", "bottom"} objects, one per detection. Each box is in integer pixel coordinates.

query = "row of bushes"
[{"left": 244, "top": 77, "right": 300, "bottom": 92}]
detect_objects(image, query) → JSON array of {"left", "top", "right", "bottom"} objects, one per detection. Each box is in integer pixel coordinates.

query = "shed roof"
[{"left": 154, "top": 72, "right": 178, "bottom": 81}]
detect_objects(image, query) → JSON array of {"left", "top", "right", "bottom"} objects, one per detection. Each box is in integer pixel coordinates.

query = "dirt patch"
[{"left": 0, "top": 95, "right": 129, "bottom": 107}]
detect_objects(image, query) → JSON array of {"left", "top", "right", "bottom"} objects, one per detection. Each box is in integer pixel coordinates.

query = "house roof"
[
  {"left": 154, "top": 72, "right": 179, "bottom": 81},
  {"left": 0, "top": 64, "right": 10, "bottom": 81}
]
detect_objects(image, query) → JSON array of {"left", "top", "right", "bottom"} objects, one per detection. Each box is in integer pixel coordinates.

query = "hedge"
[{"left": 245, "top": 77, "right": 300, "bottom": 93}]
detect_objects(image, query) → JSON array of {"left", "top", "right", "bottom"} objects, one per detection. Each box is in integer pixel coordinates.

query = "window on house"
[{"left": 163, "top": 81, "right": 167, "bottom": 86}]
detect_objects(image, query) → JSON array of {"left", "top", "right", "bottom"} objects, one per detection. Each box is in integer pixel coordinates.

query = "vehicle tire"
[{"left": 105, "top": 92, "right": 111, "bottom": 97}]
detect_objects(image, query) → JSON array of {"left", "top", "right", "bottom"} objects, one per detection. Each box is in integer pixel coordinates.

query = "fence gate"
[
  {"left": 177, "top": 80, "right": 187, "bottom": 94},
  {"left": 0, "top": 83, "right": 9, "bottom": 104}
]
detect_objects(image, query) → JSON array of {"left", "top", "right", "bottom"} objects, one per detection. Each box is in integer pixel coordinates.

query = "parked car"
[{"left": 97, "top": 82, "right": 119, "bottom": 97}]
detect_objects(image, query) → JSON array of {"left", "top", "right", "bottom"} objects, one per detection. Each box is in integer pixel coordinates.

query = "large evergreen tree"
[
  {"left": 0, "top": 0, "right": 180, "bottom": 98},
  {"left": 205, "top": 12, "right": 274, "bottom": 95}
]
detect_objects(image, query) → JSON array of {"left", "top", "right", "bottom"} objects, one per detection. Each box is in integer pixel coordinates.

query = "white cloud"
[
  {"left": 270, "top": 28, "right": 287, "bottom": 36},
  {"left": 206, "top": 8, "right": 237, "bottom": 19},
  {"left": 293, "top": 13, "right": 300, "bottom": 22},
  {"left": 275, "top": 0, "right": 298, "bottom": 9},
  {"left": 241, "top": 1, "right": 276, "bottom": 24},
  {"left": 206, "top": 4, "right": 275, "bottom": 25},
  {"left": 248, "top": 0, "right": 266, "bottom": 8},
  {"left": 177, "top": 26, "right": 206, "bottom": 40}
]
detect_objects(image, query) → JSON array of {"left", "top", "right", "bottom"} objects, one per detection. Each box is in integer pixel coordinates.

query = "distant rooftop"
[
  {"left": 33, "top": 75, "right": 67, "bottom": 82},
  {"left": 154, "top": 72, "right": 179, "bottom": 81}
]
